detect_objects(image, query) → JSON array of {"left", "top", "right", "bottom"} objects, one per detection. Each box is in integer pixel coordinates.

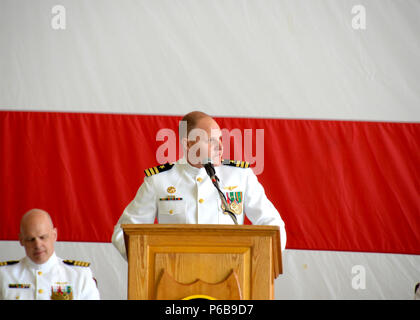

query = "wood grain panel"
[{"left": 123, "top": 224, "right": 282, "bottom": 300}]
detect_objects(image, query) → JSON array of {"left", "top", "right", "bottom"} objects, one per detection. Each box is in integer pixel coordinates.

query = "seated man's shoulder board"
[
  {"left": 63, "top": 260, "right": 91, "bottom": 267},
  {"left": 0, "top": 260, "right": 19, "bottom": 267},
  {"left": 222, "top": 159, "right": 250, "bottom": 169},
  {"left": 144, "top": 162, "right": 175, "bottom": 177}
]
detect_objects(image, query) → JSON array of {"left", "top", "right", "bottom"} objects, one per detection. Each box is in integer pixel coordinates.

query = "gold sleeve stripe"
[
  {"left": 145, "top": 167, "right": 159, "bottom": 176},
  {"left": 63, "top": 260, "right": 90, "bottom": 267},
  {"left": 143, "top": 163, "right": 175, "bottom": 177},
  {"left": 223, "top": 159, "right": 250, "bottom": 169},
  {"left": 0, "top": 260, "right": 19, "bottom": 266}
]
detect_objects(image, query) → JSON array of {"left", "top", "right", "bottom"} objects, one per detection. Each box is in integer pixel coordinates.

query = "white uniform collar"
[
  {"left": 23, "top": 252, "right": 58, "bottom": 272},
  {"left": 177, "top": 157, "right": 206, "bottom": 177}
]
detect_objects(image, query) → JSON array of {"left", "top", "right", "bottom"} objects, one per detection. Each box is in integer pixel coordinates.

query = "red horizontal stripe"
[{"left": 0, "top": 111, "right": 419, "bottom": 254}]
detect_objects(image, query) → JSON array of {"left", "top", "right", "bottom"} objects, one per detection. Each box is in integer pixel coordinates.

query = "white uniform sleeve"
[
  {"left": 111, "top": 176, "right": 157, "bottom": 259},
  {"left": 244, "top": 168, "right": 287, "bottom": 251},
  {"left": 78, "top": 267, "right": 100, "bottom": 300}
]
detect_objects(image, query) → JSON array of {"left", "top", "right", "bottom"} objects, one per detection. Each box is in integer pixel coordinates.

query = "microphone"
[
  {"left": 202, "top": 159, "right": 238, "bottom": 225},
  {"left": 203, "top": 160, "right": 217, "bottom": 183}
]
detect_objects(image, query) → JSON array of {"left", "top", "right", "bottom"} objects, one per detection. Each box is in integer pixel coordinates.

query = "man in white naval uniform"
[
  {"left": 112, "top": 111, "right": 286, "bottom": 259},
  {"left": 0, "top": 209, "right": 100, "bottom": 300}
]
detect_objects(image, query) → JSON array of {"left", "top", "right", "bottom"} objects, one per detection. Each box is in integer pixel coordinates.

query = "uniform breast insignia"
[
  {"left": 224, "top": 186, "right": 238, "bottom": 191},
  {"left": 159, "top": 196, "right": 183, "bottom": 201},
  {"left": 222, "top": 159, "right": 250, "bottom": 168},
  {"left": 63, "top": 260, "right": 91, "bottom": 267},
  {"left": 0, "top": 260, "right": 19, "bottom": 267},
  {"left": 51, "top": 285, "right": 73, "bottom": 300},
  {"left": 223, "top": 191, "right": 243, "bottom": 215},
  {"left": 144, "top": 162, "right": 175, "bottom": 177},
  {"left": 9, "top": 284, "right": 30, "bottom": 289},
  {"left": 167, "top": 186, "right": 176, "bottom": 194}
]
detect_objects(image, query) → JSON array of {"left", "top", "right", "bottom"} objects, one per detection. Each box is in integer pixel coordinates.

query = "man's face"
[
  {"left": 19, "top": 213, "right": 57, "bottom": 264},
  {"left": 186, "top": 117, "right": 223, "bottom": 167}
]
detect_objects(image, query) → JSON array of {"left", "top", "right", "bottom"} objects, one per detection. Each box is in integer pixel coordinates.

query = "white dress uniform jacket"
[
  {"left": 0, "top": 253, "right": 100, "bottom": 300},
  {"left": 112, "top": 159, "right": 287, "bottom": 259}
]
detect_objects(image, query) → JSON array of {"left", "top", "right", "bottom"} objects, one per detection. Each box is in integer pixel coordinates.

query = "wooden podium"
[{"left": 122, "top": 224, "right": 282, "bottom": 300}]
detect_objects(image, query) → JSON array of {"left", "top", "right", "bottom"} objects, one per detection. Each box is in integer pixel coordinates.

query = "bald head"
[
  {"left": 20, "top": 209, "right": 54, "bottom": 233},
  {"left": 19, "top": 209, "right": 57, "bottom": 264},
  {"left": 180, "top": 111, "right": 212, "bottom": 140}
]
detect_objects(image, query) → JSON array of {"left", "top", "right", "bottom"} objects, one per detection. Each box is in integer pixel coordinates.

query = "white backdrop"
[
  {"left": 1, "top": 0, "right": 419, "bottom": 299},
  {"left": 1, "top": 0, "right": 420, "bottom": 121}
]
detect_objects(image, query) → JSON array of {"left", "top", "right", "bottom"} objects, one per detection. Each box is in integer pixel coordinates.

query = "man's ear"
[
  {"left": 52, "top": 227, "right": 58, "bottom": 242},
  {"left": 18, "top": 233, "right": 24, "bottom": 247}
]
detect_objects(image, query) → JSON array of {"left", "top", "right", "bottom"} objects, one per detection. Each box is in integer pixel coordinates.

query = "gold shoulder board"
[
  {"left": 144, "top": 162, "right": 175, "bottom": 177},
  {"left": 222, "top": 159, "right": 250, "bottom": 169},
  {"left": 0, "top": 260, "right": 19, "bottom": 267},
  {"left": 63, "top": 260, "right": 91, "bottom": 267}
]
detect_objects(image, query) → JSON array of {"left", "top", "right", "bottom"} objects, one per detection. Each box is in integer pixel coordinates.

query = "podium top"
[
  {"left": 122, "top": 224, "right": 282, "bottom": 278},
  {"left": 122, "top": 223, "right": 279, "bottom": 234}
]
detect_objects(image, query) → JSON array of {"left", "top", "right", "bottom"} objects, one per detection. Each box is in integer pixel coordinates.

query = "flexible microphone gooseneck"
[{"left": 203, "top": 160, "right": 238, "bottom": 225}]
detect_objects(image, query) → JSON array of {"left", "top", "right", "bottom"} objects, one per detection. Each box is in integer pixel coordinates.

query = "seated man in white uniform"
[
  {"left": 0, "top": 209, "right": 100, "bottom": 300},
  {"left": 112, "top": 111, "right": 287, "bottom": 259}
]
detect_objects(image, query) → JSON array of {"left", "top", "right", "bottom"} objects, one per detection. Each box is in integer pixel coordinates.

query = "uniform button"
[
  {"left": 199, "top": 198, "right": 204, "bottom": 204},
  {"left": 38, "top": 271, "right": 42, "bottom": 276},
  {"left": 169, "top": 210, "right": 173, "bottom": 214},
  {"left": 38, "top": 289, "right": 44, "bottom": 294},
  {"left": 197, "top": 177, "right": 203, "bottom": 182}
]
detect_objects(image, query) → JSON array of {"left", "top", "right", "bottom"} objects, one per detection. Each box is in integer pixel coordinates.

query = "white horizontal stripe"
[
  {"left": 277, "top": 249, "right": 420, "bottom": 300},
  {"left": 1, "top": 1, "right": 419, "bottom": 122},
  {"left": 1, "top": 241, "right": 419, "bottom": 299}
]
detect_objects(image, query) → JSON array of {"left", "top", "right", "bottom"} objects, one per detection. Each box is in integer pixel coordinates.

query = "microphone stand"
[{"left": 204, "top": 161, "right": 238, "bottom": 225}]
